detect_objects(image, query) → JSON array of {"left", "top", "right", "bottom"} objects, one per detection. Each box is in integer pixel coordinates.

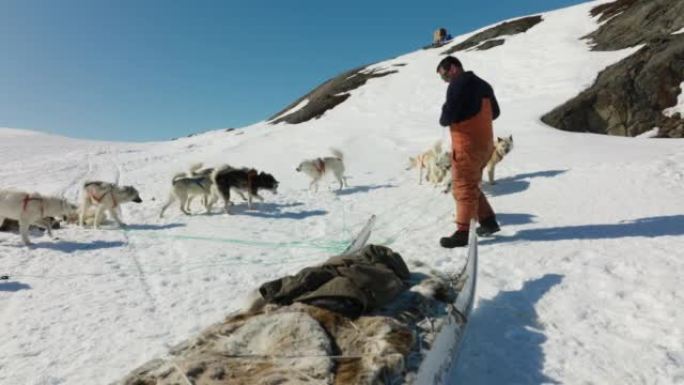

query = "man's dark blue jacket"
[{"left": 439, "top": 71, "right": 500, "bottom": 127}]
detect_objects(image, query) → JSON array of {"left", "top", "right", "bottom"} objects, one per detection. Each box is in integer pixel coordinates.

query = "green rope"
[{"left": 123, "top": 229, "right": 349, "bottom": 254}]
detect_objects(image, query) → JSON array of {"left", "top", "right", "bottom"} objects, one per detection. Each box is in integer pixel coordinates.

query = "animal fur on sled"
[{"left": 116, "top": 260, "right": 461, "bottom": 385}]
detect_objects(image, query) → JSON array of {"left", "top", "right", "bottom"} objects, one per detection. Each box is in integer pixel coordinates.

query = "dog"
[
  {"left": 211, "top": 166, "right": 279, "bottom": 214},
  {"left": 486, "top": 135, "right": 514, "bottom": 185},
  {"left": 79, "top": 181, "right": 142, "bottom": 229},
  {"left": 0, "top": 189, "right": 77, "bottom": 245},
  {"left": 432, "top": 150, "right": 452, "bottom": 186},
  {"left": 408, "top": 141, "right": 444, "bottom": 185},
  {"left": 163, "top": 163, "right": 217, "bottom": 215},
  {"left": 159, "top": 173, "right": 216, "bottom": 218},
  {"left": 296, "top": 148, "right": 348, "bottom": 192}
]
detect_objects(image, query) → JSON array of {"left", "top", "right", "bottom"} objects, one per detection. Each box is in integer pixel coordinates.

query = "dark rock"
[
  {"left": 268, "top": 65, "right": 398, "bottom": 125},
  {"left": 0, "top": 217, "right": 61, "bottom": 232},
  {"left": 210, "top": 367, "right": 226, "bottom": 380},
  {"left": 590, "top": 0, "right": 638, "bottom": 22},
  {"left": 541, "top": 35, "right": 684, "bottom": 137},
  {"left": 186, "top": 364, "right": 205, "bottom": 379},
  {"left": 442, "top": 15, "right": 543, "bottom": 54},
  {"left": 476, "top": 39, "right": 506, "bottom": 51},
  {"left": 585, "top": 0, "right": 684, "bottom": 51}
]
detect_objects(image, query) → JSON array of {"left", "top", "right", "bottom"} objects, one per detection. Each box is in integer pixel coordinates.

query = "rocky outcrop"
[
  {"left": 442, "top": 15, "right": 543, "bottom": 54},
  {"left": 268, "top": 66, "right": 397, "bottom": 125},
  {"left": 542, "top": 0, "right": 684, "bottom": 138},
  {"left": 542, "top": 36, "right": 684, "bottom": 137},
  {"left": 585, "top": 0, "right": 684, "bottom": 51},
  {"left": 476, "top": 39, "right": 505, "bottom": 51}
]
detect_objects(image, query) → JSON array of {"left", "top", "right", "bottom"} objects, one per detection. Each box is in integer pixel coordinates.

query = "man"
[{"left": 437, "top": 56, "right": 501, "bottom": 248}]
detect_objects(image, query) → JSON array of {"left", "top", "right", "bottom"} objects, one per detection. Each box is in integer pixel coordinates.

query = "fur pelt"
[
  {"left": 115, "top": 263, "right": 464, "bottom": 385},
  {"left": 116, "top": 303, "right": 413, "bottom": 385}
]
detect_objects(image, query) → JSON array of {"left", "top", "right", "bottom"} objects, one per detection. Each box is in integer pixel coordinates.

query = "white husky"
[
  {"left": 296, "top": 148, "right": 348, "bottom": 192},
  {"left": 0, "top": 189, "right": 77, "bottom": 245},
  {"left": 79, "top": 181, "right": 142, "bottom": 229}
]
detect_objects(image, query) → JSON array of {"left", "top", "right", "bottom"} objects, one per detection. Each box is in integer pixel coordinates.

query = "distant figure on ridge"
[{"left": 432, "top": 28, "right": 452, "bottom": 47}]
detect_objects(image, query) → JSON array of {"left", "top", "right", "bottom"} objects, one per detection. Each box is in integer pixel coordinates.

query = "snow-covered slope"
[{"left": 1, "top": 2, "right": 683, "bottom": 384}]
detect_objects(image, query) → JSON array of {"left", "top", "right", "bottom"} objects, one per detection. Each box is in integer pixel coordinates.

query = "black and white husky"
[
  {"left": 296, "top": 148, "right": 348, "bottom": 192},
  {"left": 0, "top": 189, "right": 77, "bottom": 245},
  {"left": 211, "top": 166, "right": 279, "bottom": 214},
  {"left": 79, "top": 181, "right": 142, "bottom": 229}
]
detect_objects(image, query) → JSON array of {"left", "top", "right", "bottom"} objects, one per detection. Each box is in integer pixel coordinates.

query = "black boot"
[
  {"left": 440, "top": 230, "right": 469, "bottom": 248},
  {"left": 476, "top": 216, "right": 500, "bottom": 237}
]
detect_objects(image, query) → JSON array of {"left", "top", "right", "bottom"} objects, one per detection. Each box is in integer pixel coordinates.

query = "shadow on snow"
[
  {"left": 481, "top": 215, "right": 684, "bottom": 245},
  {"left": 0, "top": 280, "right": 31, "bottom": 292},
  {"left": 484, "top": 169, "right": 568, "bottom": 197},
  {"left": 452, "top": 274, "right": 563, "bottom": 385}
]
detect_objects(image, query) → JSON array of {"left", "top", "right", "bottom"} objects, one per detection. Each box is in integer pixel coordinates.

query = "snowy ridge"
[{"left": 1, "top": 1, "right": 683, "bottom": 385}]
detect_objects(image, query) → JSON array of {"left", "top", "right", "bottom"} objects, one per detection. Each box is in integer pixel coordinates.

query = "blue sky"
[{"left": 0, "top": 0, "right": 589, "bottom": 142}]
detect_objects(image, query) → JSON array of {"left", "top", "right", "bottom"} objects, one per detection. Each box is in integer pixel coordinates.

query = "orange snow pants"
[{"left": 449, "top": 98, "right": 495, "bottom": 231}]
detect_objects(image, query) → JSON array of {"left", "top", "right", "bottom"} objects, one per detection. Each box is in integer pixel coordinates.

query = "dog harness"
[
  {"left": 88, "top": 188, "right": 117, "bottom": 208},
  {"left": 22, "top": 195, "right": 45, "bottom": 217},
  {"left": 315, "top": 158, "right": 326, "bottom": 174}
]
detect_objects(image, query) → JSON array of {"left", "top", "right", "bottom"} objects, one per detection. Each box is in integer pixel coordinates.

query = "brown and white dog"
[
  {"left": 408, "top": 141, "right": 445, "bottom": 185},
  {"left": 486, "top": 135, "right": 514, "bottom": 185},
  {"left": 296, "top": 149, "right": 348, "bottom": 192},
  {"left": 0, "top": 189, "right": 77, "bottom": 245},
  {"left": 79, "top": 181, "right": 142, "bottom": 229}
]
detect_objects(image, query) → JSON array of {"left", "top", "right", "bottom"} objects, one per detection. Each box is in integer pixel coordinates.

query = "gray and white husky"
[
  {"left": 159, "top": 172, "right": 217, "bottom": 217},
  {"left": 79, "top": 181, "right": 142, "bottom": 229},
  {"left": 296, "top": 148, "right": 348, "bottom": 192},
  {"left": 0, "top": 189, "right": 78, "bottom": 245}
]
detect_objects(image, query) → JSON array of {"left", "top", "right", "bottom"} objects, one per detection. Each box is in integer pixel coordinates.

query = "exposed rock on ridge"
[
  {"left": 441, "top": 15, "right": 543, "bottom": 53},
  {"left": 542, "top": 0, "right": 684, "bottom": 137},
  {"left": 268, "top": 66, "right": 397, "bottom": 125}
]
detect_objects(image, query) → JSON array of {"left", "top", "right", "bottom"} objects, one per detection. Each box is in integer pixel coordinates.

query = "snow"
[
  {"left": 673, "top": 27, "right": 684, "bottom": 35},
  {"left": 663, "top": 82, "right": 684, "bottom": 118},
  {"left": 269, "top": 98, "right": 309, "bottom": 122},
  {"left": 635, "top": 127, "right": 660, "bottom": 138},
  {"left": 2, "top": 2, "right": 684, "bottom": 385}
]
